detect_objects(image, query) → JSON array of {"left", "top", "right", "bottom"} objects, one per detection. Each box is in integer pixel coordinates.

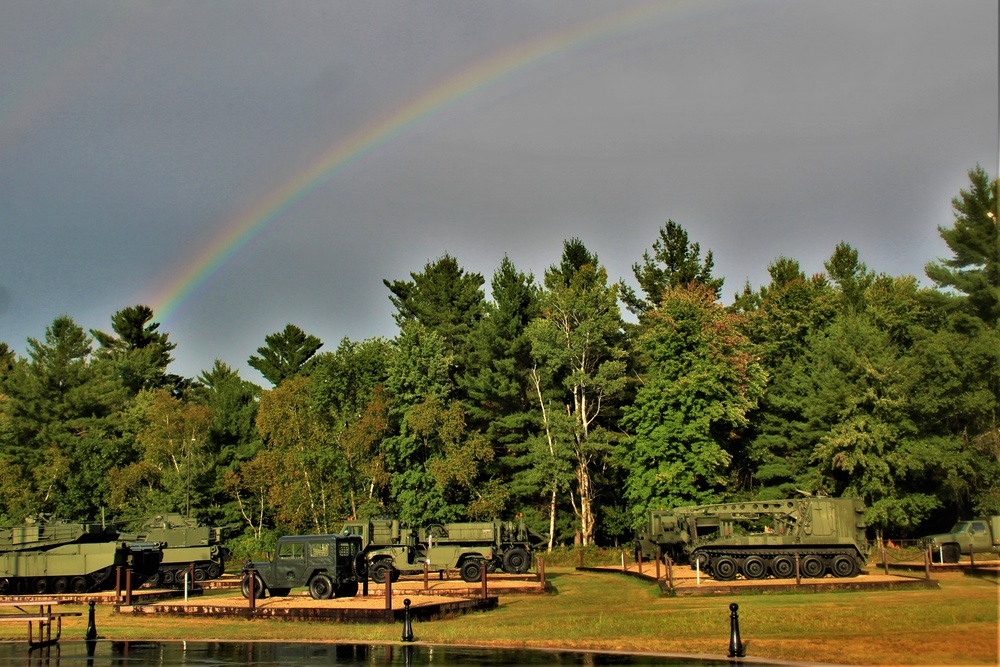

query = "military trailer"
[
  {"left": 921, "top": 516, "right": 1000, "bottom": 563},
  {"left": 240, "top": 533, "right": 365, "bottom": 599},
  {"left": 343, "top": 518, "right": 543, "bottom": 584},
  {"left": 636, "top": 495, "right": 869, "bottom": 581},
  {"left": 0, "top": 516, "right": 163, "bottom": 594},
  {"left": 138, "top": 513, "right": 230, "bottom": 587}
]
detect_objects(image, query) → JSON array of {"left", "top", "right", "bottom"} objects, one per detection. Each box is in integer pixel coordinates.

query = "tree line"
[{"left": 1, "top": 166, "right": 996, "bottom": 554}]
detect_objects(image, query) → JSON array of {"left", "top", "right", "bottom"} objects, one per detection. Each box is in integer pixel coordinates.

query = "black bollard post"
[
  {"left": 728, "top": 602, "right": 746, "bottom": 658},
  {"left": 401, "top": 598, "right": 415, "bottom": 642},
  {"left": 86, "top": 601, "right": 98, "bottom": 640}
]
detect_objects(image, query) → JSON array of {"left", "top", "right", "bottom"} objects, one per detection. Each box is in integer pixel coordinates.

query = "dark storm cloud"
[{"left": 0, "top": 0, "right": 996, "bottom": 383}]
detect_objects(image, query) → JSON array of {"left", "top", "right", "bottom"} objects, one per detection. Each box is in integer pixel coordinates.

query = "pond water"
[{"left": 0, "top": 641, "right": 779, "bottom": 666}]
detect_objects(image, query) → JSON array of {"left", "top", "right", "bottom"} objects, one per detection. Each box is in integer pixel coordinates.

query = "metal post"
[
  {"left": 86, "top": 601, "right": 98, "bottom": 640},
  {"left": 480, "top": 562, "right": 487, "bottom": 600},
  {"left": 423, "top": 560, "right": 429, "bottom": 590},
  {"left": 538, "top": 557, "right": 545, "bottom": 588},
  {"left": 621, "top": 551, "right": 627, "bottom": 571},
  {"left": 401, "top": 599, "right": 414, "bottom": 642},
  {"left": 637, "top": 549, "right": 643, "bottom": 574},
  {"left": 248, "top": 569, "right": 256, "bottom": 611},
  {"left": 184, "top": 571, "right": 190, "bottom": 603},
  {"left": 385, "top": 572, "right": 392, "bottom": 611},
  {"left": 666, "top": 556, "right": 674, "bottom": 589},
  {"left": 655, "top": 555, "right": 660, "bottom": 581},
  {"left": 695, "top": 556, "right": 701, "bottom": 586},
  {"left": 125, "top": 568, "right": 132, "bottom": 606},
  {"left": 115, "top": 566, "right": 122, "bottom": 603},
  {"left": 795, "top": 553, "right": 801, "bottom": 585},
  {"left": 362, "top": 558, "right": 369, "bottom": 597},
  {"left": 924, "top": 545, "right": 931, "bottom": 580},
  {"left": 881, "top": 543, "right": 889, "bottom": 575},
  {"left": 728, "top": 603, "right": 746, "bottom": 658}
]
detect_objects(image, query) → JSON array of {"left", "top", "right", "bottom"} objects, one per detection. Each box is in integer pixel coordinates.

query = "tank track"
[{"left": 692, "top": 546, "right": 864, "bottom": 581}]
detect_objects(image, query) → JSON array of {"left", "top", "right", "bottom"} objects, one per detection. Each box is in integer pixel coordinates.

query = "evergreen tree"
[
  {"left": 621, "top": 220, "right": 724, "bottom": 316},
  {"left": 91, "top": 304, "right": 178, "bottom": 395},
  {"left": 925, "top": 165, "right": 999, "bottom": 328},
  {"left": 248, "top": 324, "right": 323, "bottom": 387},
  {"left": 383, "top": 254, "right": 486, "bottom": 395}
]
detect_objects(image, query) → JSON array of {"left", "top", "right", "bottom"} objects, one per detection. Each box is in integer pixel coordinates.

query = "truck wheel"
[
  {"left": 941, "top": 544, "right": 961, "bottom": 564},
  {"left": 240, "top": 573, "right": 266, "bottom": 599},
  {"left": 335, "top": 582, "right": 359, "bottom": 598},
  {"left": 831, "top": 555, "right": 859, "bottom": 578},
  {"left": 502, "top": 547, "right": 530, "bottom": 574},
  {"left": 460, "top": 559, "right": 483, "bottom": 583},
  {"left": 370, "top": 560, "right": 391, "bottom": 585},
  {"left": 712, "top": 556, "right": 738, "bottom": 581},
  {"left": 309, "top": 573, "right": 334, "bottom": 600}
]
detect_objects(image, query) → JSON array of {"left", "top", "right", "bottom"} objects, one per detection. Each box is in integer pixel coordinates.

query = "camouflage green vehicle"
[
  {"left": 921, "top": 516, "right": 1000, "bottom": 563},
  {"left": 240, "top": 533, "right": 365, "bottom": 599},
  {"left": 636, "top": 494, "right": 869, "bottom": 581},
  {"left": 138, "top": 513, "right": 231, "bottom": 587},
  {"left": 0, "top": 515, "right": 163, "bottom": 595},
  {"left": 343, "top": 518, "right": 544, "bottom": 583}
]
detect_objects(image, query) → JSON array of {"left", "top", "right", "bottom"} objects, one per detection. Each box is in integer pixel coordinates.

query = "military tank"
[
  {"left": 0, "top": 515, "right": 163, "bottom": 595},
  {"left": 138, "top": 513, "right": 230, "bottom": 587},
  {"left": 636, "top": 494, "right": 870, "bottom": 581}
]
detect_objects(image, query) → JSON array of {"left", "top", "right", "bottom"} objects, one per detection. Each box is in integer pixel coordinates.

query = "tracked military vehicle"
[
  {"left": 0, "top": 516, "right": 163, "bottom": 594},
  {"left": 343, "top": 518, "right": 545, "bottom": 583},
  {"left": 240, "top": 533, "right": 365, "bottom": 599},
  {"left": 636, "top": 495, "right": 869, "bottom": 581},
  {"left": 138, "top": 513, "right": 230, "bottom": 587}
]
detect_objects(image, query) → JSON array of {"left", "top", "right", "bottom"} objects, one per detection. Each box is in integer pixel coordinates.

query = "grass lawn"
[{"left": 0, "top": 568, "right": 995, "bottom": 666}]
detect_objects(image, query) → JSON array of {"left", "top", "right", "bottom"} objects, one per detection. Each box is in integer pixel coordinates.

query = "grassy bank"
[{"left": 1, "top": 568, "right": 995, "bottom": 666}]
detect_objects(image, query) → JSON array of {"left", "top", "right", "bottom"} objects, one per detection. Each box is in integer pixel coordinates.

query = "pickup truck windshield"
[{"left": 948, "top": 522, "right": 969, "bottom": 533}]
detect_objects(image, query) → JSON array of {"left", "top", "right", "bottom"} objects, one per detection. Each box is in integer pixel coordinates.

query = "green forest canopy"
[{"left": 1, "top": 166, "right": 996, "bottom": 552}]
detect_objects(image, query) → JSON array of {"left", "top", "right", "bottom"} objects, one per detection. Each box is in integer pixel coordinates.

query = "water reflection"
[{"left": 0, "top": 641, "right": 752, "bottom": 666}]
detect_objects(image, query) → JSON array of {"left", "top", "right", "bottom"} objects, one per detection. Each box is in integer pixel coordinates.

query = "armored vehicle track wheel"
[
  {"left": 800, "top": 555, "right": 825, "bottom": 578},
  {"left": 741, "top": 556, "right": 767, "bottom": 579},
  {"left": 52, "top": 577, "right": 69, "bottom": 594},
  {"left": 308, "top": 573, "right": 334, "bottom": 600},
  {"left": 831, "top": 555, "right": 858, "bottom": 578},
  {"left": 770, "top": 555, "right": 795, "bottom": 578},
  {"left": 71, "top": 577, "right": 89, "bottom": 594},
  {"left": 712, "top": 556, "right": 738, "bottom": 581}
]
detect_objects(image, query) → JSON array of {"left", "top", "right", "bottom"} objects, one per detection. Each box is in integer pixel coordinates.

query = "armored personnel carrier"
[
  {"left": 636, "top": 494, "right": 869, "bottom": 581},
  {"left": 138, "top": 513, "right": 230, "bottom": 587},
  {"left": 0, "top": 515, "right": 163, "bottom": 594}
]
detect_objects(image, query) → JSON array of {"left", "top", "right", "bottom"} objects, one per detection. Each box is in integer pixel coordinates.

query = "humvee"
[{"left": 241, "top": 533, "right": 365, "bottom": 599}]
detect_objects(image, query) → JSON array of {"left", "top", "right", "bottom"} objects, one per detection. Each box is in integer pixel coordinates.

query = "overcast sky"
[{"left": 1, "top": 1, "right": 997, "bottom": 384}]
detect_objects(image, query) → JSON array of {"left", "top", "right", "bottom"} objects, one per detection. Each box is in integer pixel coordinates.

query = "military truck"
[
  {"left": 921, "top": 516, "right": 1000, "bottom": 563},
  {"left": 343, "top": 518, "right": 543, "bottom": 584},
  {"left": 138, "top": 513, "right": 230, "bottom": 587},
  {"left": 635, "top": 494, "right": 870, "bottom": 581},
  {"left": 240, "top": 533, "right": 365, "bottom": 599},
  {"left": 0, "top": 515, "right": 163, "bottom": 594}
]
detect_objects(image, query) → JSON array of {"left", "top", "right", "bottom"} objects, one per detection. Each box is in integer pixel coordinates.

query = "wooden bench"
[{"left": 0, "top": 600, "right": 81, "bottom": 648}]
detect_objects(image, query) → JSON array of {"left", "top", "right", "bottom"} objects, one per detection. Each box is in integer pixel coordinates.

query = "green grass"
[{"left": 1, "top": 568, "right": 995, "bottom": 666}]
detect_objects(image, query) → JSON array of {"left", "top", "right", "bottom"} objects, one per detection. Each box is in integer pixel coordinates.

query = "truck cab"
[{"left": 923, "top": 516, "right": 1000, "bottom": 563}]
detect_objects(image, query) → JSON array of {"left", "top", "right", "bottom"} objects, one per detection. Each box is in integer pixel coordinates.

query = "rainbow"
[{"left": 149, "top": 1, "right": 695, "bottom": 322}]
